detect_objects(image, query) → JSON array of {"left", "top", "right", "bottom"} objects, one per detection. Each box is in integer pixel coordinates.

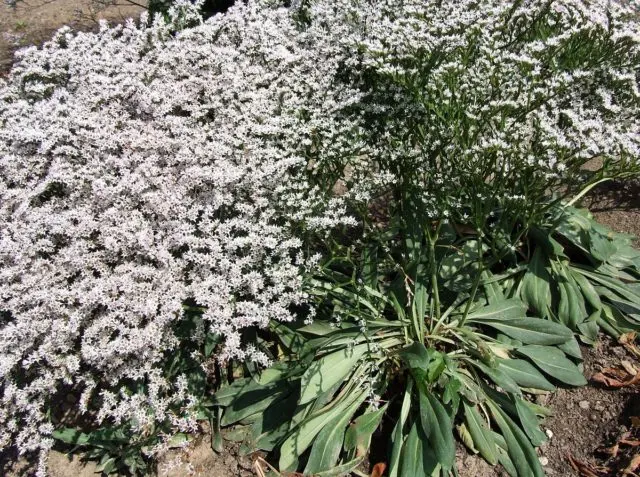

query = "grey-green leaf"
[
  {"left": 419, "top": 390, "right": 456, "bottom": 470},
  {"left": 469, "top": 316, "right": 572, "bottom": 345},
  {"left": 299, "top": 343, "right": 369, "bottom": 405},
  {"left": 517, "top": 345, "right": 587, "bottom": 386},
  {"left": 514, "top": 398, "right": 547, "bottom": 446},
  {"left": 279, "top": 389, "right": 366, "bottom": 471},
  {"left": 463, "top": 403, "right": 498, "bottom": 465},
  {"left": 496, "top": 359, "right": 556, "bottom": 392},
  {"left": 304, "top": 394, "right": 365, "bottom": 474},
  {"left": 520, "top": 248, "right": 551, "bottom": 318},
  {"left": 488, "top": 401, "right": 544, "bottom": 477}
]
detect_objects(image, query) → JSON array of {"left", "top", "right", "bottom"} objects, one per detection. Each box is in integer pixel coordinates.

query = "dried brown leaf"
[
  {"left": 621, "top": 360, "right": 638, "bottom": 376},
  {"left": 631, "top": 417, "right": 640, "bottom": 428},
  {"left": 623, "top": 454, "right": 640, "bottom": 476},
  {"left": 567, "top": 454, "right": 609, "bottom": 477},
  {"left": 370, "top": 462, "right": 386, "bottom": 477},
  {"left": 591, "top": 367, "right": 640, "bottom": 388},
  {"left": 597, "top": 442, "right": 620, "bottom": 458}
]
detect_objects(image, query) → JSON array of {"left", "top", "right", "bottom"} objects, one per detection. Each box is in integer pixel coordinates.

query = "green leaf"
[
  {"left": 570, "top": 269, "right": 602, "bottom": 311},
  {"left": 52, "top": 428, "right": 90, "bottom": 445},
  {"left": 496, "top": 359, "right": 556, "bottom": 392},
  {"left": 487, "top": 401, "right": 544, "bottom": 477},
  {"left": 556, "top": 336, "right": 583, "bottom": 360},
  {"left": 418, "top": 390, "right": 456, "bottom": 470},
  {"left": 95, "top": 457, "right": 117, "bottom": 474},
  {"left": 304, "top": 394, "right": 366, "bottom": 474},
  {"left": 514, "top": 398, "right": 547, "bottom": 446},
  {"left": 213, "top": 367, "right": 288, "bottom": 406},
  {"left": 469, "top": 316, "right": 572, "bottom": 345},
  {"left": 463, "top": 403, "right": 498, "bottom": 465},
  {"left": 343, "top": 404, "right": 388, "bottom": 457},
  {"left": 279, "top": 389, "right": 367, "bottom": 471},
  {"left": 400, "top": 421, "right": 439, "bottom": 476},
  {"left": 389, "top": 382, "right": 412, "bottom": 477},
  {"left": 221, "top": 379, "right": 293, "bottom": 426},
  {"left": 557, "top": 275, "right": 587, "bottom": 329},
  {"left": 520, "top": 248, "right": 551, "bottom": 318},
  {"left": 314, "top": 457, "right": 365, "bottom": 476},
  {"left": 589, "top": 231, "right": 617, "bottom": 262},
  {"left": 299, "top": 343, "right": 369, "bottom": 405},
  {"left": 471, "top": 360, "right": 521, "bottom": 394},
  {"left": 399, "top": 341, "right": 433, "bottom": 370},
  {"left": 465, "top": 298, "right": 528, "bottom": 322},
  {"left": 517, "top": 345, "right": 587, "bottom": 386}
]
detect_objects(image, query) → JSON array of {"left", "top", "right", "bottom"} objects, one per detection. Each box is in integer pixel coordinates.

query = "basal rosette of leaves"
[
  {"left": 214, "top": 1, "right": 640, "bottom": 477},
  {"left": 1, "top": 0, "right": 639, "bottom": 476}
]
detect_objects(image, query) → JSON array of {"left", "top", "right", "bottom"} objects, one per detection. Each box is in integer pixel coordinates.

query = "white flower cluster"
[
  {"left": 0, "top": 0, "right": 638, "bottom": 472},
  {"left": 0, "top": 0, "right": 360, "bottom": 469},
  {"left": 308, "top": 0, "right": 640, "bottom": 223}
]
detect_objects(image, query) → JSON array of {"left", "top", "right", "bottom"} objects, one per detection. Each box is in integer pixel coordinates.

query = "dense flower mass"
[{"left": 0, "top": 0, "right": 638, "bottom": 473}]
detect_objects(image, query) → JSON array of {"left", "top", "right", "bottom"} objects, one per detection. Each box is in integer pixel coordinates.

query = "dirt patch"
[
  {"left": 540, "top": 338, "right": 639, "bottom": 476},
  {"left": 0, "top": 0, "right": 145, "bottom": 74},
  {"left": 587, "top": 179, "right": 640, "bottom": 248}
]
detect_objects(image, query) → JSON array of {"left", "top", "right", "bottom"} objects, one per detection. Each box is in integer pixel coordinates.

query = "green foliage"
[{"left": 213, "top": 198, "right": 640, "bottom": 476}]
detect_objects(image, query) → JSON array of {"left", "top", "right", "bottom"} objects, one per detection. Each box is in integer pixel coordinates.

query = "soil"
[
  {"left": 0, "top": 0, "right": 144, "bottom": 74},
  {"left": 1, "top": 4, "right": 640, "bottom": 477}
]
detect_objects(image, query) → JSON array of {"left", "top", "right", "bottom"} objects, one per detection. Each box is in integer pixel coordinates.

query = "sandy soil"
[{"left": 0, "top": 0, "right": 145, "bottom": 73}]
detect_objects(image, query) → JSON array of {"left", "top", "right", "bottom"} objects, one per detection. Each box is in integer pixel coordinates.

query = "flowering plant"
[{"left": 0, "top": 0, "right": 639, "bottom": 475}]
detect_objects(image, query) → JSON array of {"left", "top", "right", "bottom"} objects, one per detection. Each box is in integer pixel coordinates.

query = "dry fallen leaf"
[
  {"left": 623, "top": 454, "right": 640, "bottom": 476},
  {"left": 619, "top": 333, "right": 640, "bottom": 359},
  {"left": 567, "top": 454, "right": 609, "bottom": 477},
  {"left": 370, "top": 462, "right": 387, "bottom": 477},
  {"left": 591, "top": 367, "right": 640, "bottom": 388},
  {"left": 621, "top": 360, "right": 638, "bottom": 376},
  {"left": 631, "top": 416, "right": 640, "bottom": 428},
  {"left": 598, "top": 442, "right": 620, "bottom": 458}
]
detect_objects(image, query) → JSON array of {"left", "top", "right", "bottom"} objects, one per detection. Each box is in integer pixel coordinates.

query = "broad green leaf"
[
  {"left": 95, "top": 457, "right": 117, "bottom": 474},
  {"left": 418, "top": 390, "right": 456, "bottom": 470},
  {"left": 570, "top": 269, "right": 602, "bottom": 311},
  {"left": 589, "top": 231, "right": 617, "bottom": 263},
  {"left": 279, "top": 389, "right": 366, "bottom": 471},
  {"left": 576, "top": 268, "right": 640, "bottom": 305},
  {"left": 314, "top": 457, "right": 365, "bottom": 477},
  {"left": 299, "top": 343, "right": 369, "bottom": 405},
  {"left": 213, "top": 367, "right": 288, "bottom": 406},
  {"left": 514, "top": 398, "right": 547, "bottom": 446},
  {"left": 492, "top": 431, "right": 518, "bottom": 477},
  {"left": 343, "top": 403, "right": 388, "bottom": 457},
  {"left": 389, "top": 382, "right": 412, "bottom": 477},
  {"left": 520, "top": 248, "right": 551, "bottom": 318},
  {"left": 556, "top": 336, "right": 583, "bottom": 360},
  {"left": 577, "top": 312, "right": 599, "bottom": 344},
  {"left": 496, "top": 359, "right": 556, "bottom": 392},
  {"left": 471, "top": 360, "right": 521, "bottom": 394},
  {"left": 399, "top": 341, "right": 432, "bottom": 370},
  {"left": 469, "top": 316, "right": 572, "bottom": 345},
  {"left": 517, "top": 345, "right": 587, "bottom": 386},
  {"left": 483, "top": 271, "right": 505, "bottom": 304},
  {"left": 487, "top": 401, "right": 544, "bottom": 477},
  {"left": 304, "top": 394, "right": 366, "bottom": 474},
  {"left": 557, "top": 275, "right": 587, "bottom": 329},
  {"left": 52, "top": 428, "right": 90, "bottom": 445},
  {"left": 400, "top": 421, "right": 439, "bottom": 476},
  {"left": 465, "top": 298, "right": 528, "bottom": 322},
  {"left": 463, "top": 403, "right": 498, "bottom": 465},
  {"left": 221, "top": 379, "right": 293, "bottom": 426}
]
